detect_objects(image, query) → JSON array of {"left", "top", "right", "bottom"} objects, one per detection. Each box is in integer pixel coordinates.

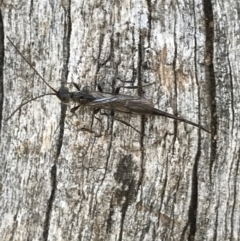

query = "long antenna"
[
  {"left": 7, "top": 36, "right": 58, "bottom": 93},
  {"left": 5, "top": 93, "right": 56, "bottom": 121},
  {"left": 6, "top": 37, "right": 59, "bottom": 121}
]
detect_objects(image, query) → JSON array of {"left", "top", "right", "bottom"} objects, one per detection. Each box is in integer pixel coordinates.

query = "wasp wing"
[
  {"left": 82, "top": 91, "right": 210, "bottom": 133},
  {"left": 85, "top": 91, "right": 155, "bottom": 114}
]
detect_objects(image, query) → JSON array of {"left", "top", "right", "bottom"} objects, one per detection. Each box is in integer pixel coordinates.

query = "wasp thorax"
[{"left": 57, "top": 86, "right": 70, "bottom": 103}]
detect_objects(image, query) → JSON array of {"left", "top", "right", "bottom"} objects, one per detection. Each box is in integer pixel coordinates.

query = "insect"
[{"left": 6, "top": 37, "right": 210, "bottom": 134}]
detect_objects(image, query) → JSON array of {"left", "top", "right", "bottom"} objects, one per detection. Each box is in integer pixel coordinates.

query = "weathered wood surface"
[{"left": 0, "top": 0, "right": 239, "bottom": 240}]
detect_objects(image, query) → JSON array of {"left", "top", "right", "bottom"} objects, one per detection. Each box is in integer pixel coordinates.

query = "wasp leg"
[
  {"left": 113, "top": 117, "right": 144, "bottom": 136},
  {"left": 88, "top": 108, "right": 102, "bottom": 137},
  {"left": 70, "top": 105, "right": 81, "bottom": 113},
  {"left": 100, "top": 112, "right": 144, "bottom": 136},
  {"left": 72, "top": 82, "right": 80, "bottom": 91},
  {"left": 71, "top": 106, "right": 102, "bottom": 137},
  {"left": 91, "top": 108, "right": 102, "bottom": 128},
  {"left": 97, "top": 84, "right": 103, "bottom": 92}
]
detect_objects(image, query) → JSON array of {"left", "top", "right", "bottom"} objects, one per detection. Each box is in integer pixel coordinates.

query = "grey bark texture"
[{"left": 0, "top": 0, "right": 239, "bottom": 240}]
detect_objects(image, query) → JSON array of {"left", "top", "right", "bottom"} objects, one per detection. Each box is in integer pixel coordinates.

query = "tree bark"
[{"left": 0, "top": 0, "right": 239, "bottom": 240}]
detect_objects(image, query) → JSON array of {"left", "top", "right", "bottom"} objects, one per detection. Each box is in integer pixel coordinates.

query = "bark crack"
[
  {"left": 230, "top": 149, "right": 240, "bottom": 240},
  {"left": 43, "top": 164, "right": 57, "bottom": 241},
  {"left": 118, "top": 179, "right": 135, "bottom": 241},
  {"left": 227, "top": 54, "right": 235, "bottom": 134},
  {"left": 146, "top": 0, "right": 152, "bottom": 44},
  {"left": 0, "top": 9, "right": 4, "bottom": 134},
  {"left": 213, "top": 195, "right": 220, "bottom": 240},
  {"left": 106, "top": 196, "right": 114, "bottom": 234},
  {"left": 137, "top": 29, "right": 145, "bottom": 195},
  {"left": 43, "top": 1, "right": 72, "bottom": 240},
  {"left": 172, "top": 17, "right": 178, "bottom": 152},
  {"left": 187, "top": 144, "right": 201, "bottom": 241},
  {"left": 203, "top": 0, "right": 217, "bottom": 182},
  {"left": 182, "top": 2, "right": 204, "bottom": 240}
]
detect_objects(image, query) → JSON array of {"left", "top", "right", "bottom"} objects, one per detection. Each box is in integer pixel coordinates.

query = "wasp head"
[{"left": 57, "top": 86, "right": 70, "bottom": 103}]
